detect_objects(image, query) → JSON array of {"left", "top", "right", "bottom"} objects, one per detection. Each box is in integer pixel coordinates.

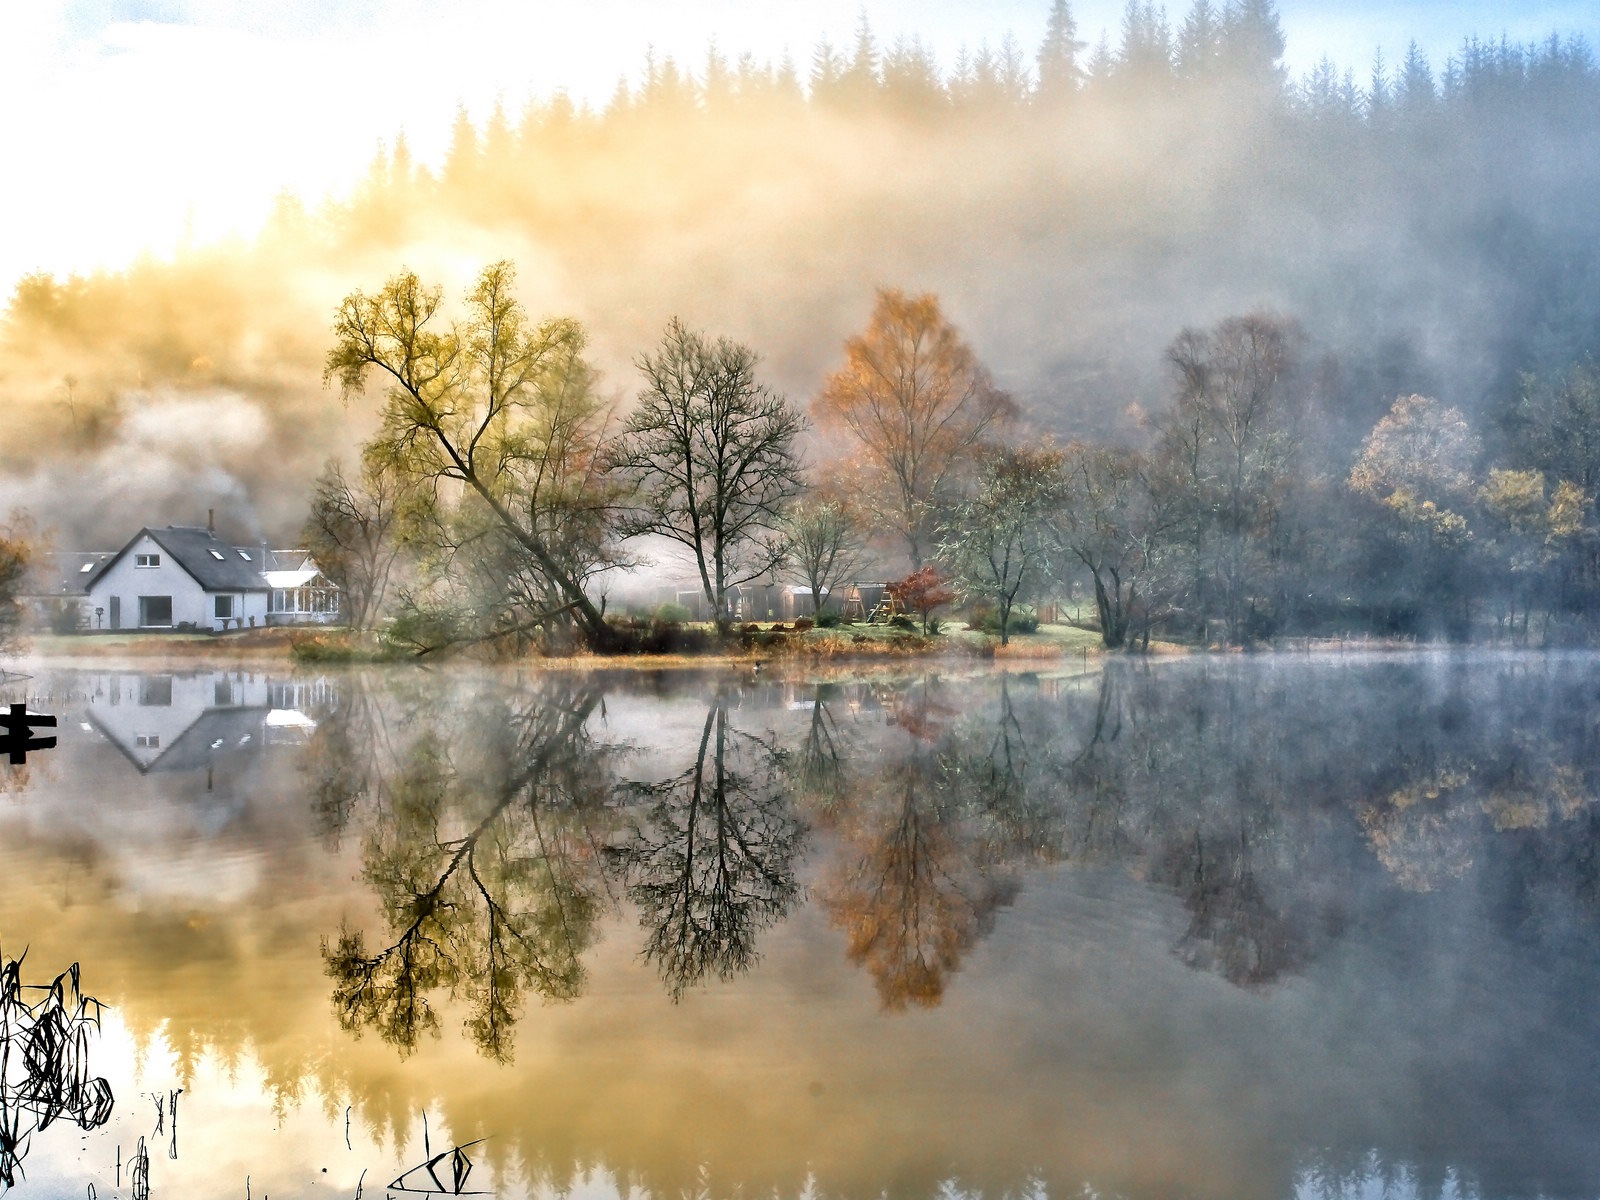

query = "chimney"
[{"left": 208, "top": 509, "right": 215, "bottom": 535}]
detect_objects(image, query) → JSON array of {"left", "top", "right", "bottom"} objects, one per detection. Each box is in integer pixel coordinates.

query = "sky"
[{"left": 4, "top": 0, "right": 1596, "bottom": 296}]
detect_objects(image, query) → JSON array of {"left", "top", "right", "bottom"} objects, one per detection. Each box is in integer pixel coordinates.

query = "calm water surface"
[{"left": 3, "top": 652, "right": 1600, "bottom": 1200}]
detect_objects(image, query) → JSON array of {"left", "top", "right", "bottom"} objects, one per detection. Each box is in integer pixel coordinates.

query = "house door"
[{"left": 109, "top": 596, "right": 120, "bottom": 630}]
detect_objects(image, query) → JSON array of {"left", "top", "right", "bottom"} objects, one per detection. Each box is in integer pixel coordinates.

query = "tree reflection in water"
[
  {"left": 164, "top": 656, "right": 1600, "bottom": 1196},
  {"left": 819, "top": 679, "right": 1023, "bottom": 1010},
  {"left": 607, "top": 693, "right": 803, "bottom": 999},
  {"left": 314, "top": 655, "right": 1600, "bottom": 1064},
  {"left": 320, "top": 679, "right": 615, "bottom": 1061}
]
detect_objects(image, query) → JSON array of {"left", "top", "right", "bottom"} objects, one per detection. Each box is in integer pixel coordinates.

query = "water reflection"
[
  {"left": 6, "top": 655, "right": 1600, "bottom": 1197},
  {"left": 609, "top": 693, "right": 802, "bottom": 1000},
  {"left": 322, "top": 680, "right": 613, "bottom": 1061},
  {"left": 309, "top": 657, "right": 1600, "bottom": 1035},
  {"left": 84, "top": 671, "right": 331, "bottom": 774}
]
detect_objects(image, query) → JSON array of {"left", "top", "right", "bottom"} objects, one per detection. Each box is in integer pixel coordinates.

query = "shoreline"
[{"left": 9, "top": 626, "right": 1469, "bottom": 677}]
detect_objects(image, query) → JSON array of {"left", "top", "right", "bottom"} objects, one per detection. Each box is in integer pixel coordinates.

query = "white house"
[{"left": 82, "top": 526, "right": 339, "bottom": 633}]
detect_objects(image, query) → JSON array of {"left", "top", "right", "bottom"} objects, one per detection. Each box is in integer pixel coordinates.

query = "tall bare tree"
[
  {"left": 302, "top": 452, "right": 403, "bottom": 631},
  {"left": 1151, "top": 312, "right": 1300, "bottom": 642},
  {"left": 324, "top": 262, "right": 621, "bottom": 651},
  {"left": 1048, "top": 442, "right": 1164, "bottom": 649},
  {"left": 813, "top": 288, "right": 1016, "bottom": 568},
  {"left": 612, "top": 319, "right": 805, "bottom": 634},
  {"left": 783, "top": 493, "right": 867, "bottom": 617},
  {"left": 939, "top": 446, "right": 1064, "bottom": 645}
]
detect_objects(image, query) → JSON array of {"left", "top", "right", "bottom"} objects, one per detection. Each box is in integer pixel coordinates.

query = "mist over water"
[{"left": 4, "top": 653, "right": 1600, "bottom": 1197}]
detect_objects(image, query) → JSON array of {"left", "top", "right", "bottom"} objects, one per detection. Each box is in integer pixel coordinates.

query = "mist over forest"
[{"left": 2, "top": 1, "right": 1597, "bottom": 559}]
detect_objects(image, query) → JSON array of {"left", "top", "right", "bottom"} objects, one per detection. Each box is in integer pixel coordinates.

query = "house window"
[
  {"left": 79, "top": 562, "right": 93, "bottom": 574},
  {"left": 135, "top": 553, "right": 160, "bottom": 568},
  {"left": 214, "top": 678, "right": 234, "bottom": 706},
  {"left": 139, "top": 677, "right": 172, "bottom": 706},
  {"left": 138, "top": 596, "right": 172, "bottom": 627},
  {"left": 238, "top": 550, "right": 251, "bottom": 561},
  {"left": 134, "top": 734, "right": 160, "bottom": 749},
  {"left": 209, "top": 549, "right": 225, "bottom": 560},
  {"left": 215, "top": 595, "right": 235, "bottom": 619}
]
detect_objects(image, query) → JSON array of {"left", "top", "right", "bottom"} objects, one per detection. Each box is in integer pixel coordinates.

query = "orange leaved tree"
[{"left": 813, "top": 289, "right": 1016, "bottom": 568}]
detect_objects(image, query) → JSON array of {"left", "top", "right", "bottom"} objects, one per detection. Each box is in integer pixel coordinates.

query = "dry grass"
[{"left": 20, "top": 628, "right": 299, "bottom": 662}]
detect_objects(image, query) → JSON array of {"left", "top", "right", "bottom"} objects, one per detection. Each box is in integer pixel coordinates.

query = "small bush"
[
  {"left": 654, "top": 601, "right": 693, "bottom": 623},
  {"left": 816, "top": 612, "right": 841, "bottom": 628},
  {"left": 889, "top": 614, "right": 917, "bottom": 631},
  {"left": 290, "top": 631, "right": 402, "bottom": 663},
  {"left": 966, "top": 603, "right": 1039, "bottom": 636}
]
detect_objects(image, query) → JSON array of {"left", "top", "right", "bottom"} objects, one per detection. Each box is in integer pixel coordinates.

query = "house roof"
[
  {"left": 85, "top": 526, "right": 271, "bottom": 593},
  {"left": 263, "top": 568, "right": 323, "bottom": 588},
  {"left": 90, "top": 704, "right": 269, "bottom": 774},
  {"left": 24, "top": 551, "right": 116, "bottom": 597}
]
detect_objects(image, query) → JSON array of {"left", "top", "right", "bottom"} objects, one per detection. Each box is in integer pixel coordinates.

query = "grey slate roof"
[
  {"left": 24, "top": 551, "right": 115, "bottom": 597},
  {"left": 89, "top": 704, "right": 269, "bottom": 774},
  {"left": 85, "top": 526, "right": 271, "bottom": 592}
]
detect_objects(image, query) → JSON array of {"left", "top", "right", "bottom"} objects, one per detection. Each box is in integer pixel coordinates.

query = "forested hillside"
[{"left": 1, "top": 1, "right": 1596, "bottom": 562}]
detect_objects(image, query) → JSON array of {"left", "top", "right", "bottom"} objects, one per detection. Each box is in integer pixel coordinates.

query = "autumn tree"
[
  {"left": 302, "top": 452, "right": 404, "bottom": 631},
  {"left": 938, "top": 446, "right": 1064, "bottom": 645},
  {"left": 1347, "top": 394, "right": 1482, "bottom": 637},
  {"left": 818, "top": 694, "right": 1020, "bottom": 1010},
  {"left": 0, "top": 514, "right": 35, "bottom": 655},
  {"left": 1476, "top": 469, "right": 1589, "bottom": 638},
  {"left": 1509, "top": 362, "right": 1600, "bottom": 612},
  {"left": 612, "top": 319, "right": 806, "bottom": 634},
  {"left": 324, "top": 262, "right": 621, "bottom": 651},
  {"left": 782, "top": 492, "right": 867, "bottom": 617},
  {"left": 813, "top": 289, "right": 1016, "bottom": 569},
  {"left": 891, "top": 564, "right": 956, "bottom": 635}
]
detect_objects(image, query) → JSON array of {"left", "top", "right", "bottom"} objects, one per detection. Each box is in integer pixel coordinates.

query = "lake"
[{"left": 2, "top": 651, "right": 1599, "bottom": 1200}]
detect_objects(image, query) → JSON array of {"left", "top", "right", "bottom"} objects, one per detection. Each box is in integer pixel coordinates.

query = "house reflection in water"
[{"left": 84, "top": 671, "right": 335, "bottom": 774}]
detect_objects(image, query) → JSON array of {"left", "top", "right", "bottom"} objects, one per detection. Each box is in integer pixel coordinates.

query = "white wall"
[{"left": 85, "top": 534, "right": 269, "bottom": 632}]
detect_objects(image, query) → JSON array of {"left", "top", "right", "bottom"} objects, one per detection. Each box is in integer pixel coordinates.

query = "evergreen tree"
[
  {"left": 1219, "top": 0, "right": 1287, "bottom": 89},
  {"left": 841, "top": 9, "right": 881, "bottom": 104},
  {"left": 1118, "top": 2, "right": 1174, "bottom": 90},
  {"left": 1176, "top": 0, "right": 1223, "bottom": 81},
  {"left": 442, "top": 106, "right": 480, "bottom": 191},
  {"left": 810, "top": 37, "right": 844, "bottom": 101},
  {"left": 1036, "top": 0, "right": 1086, "bottom": 101},
  {"left": 1084, "top": 31, "right": 1118, "bottom": 92},
  {"left": 1396, "top": 40, "right": 1436, "bottom": 111}
]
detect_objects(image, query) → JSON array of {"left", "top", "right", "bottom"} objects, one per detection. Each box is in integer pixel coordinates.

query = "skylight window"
[
  {"left": 209, "top": 549, "right": 225, "bottom": 560},
  {"left": 238, "top": 550, "right": 251, "bottom": 561},
  {"left": 79, "top": 562, "right": 93, "bottom": 573}
]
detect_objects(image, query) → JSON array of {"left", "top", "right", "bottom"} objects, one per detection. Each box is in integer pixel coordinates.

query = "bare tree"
[
  {"left": 302, "top": 453, "right": 403, "bottom": 631},
  {"left": 612, "top": 319, "right": 806, "bottom": 634},
  {"left": 1151, "top": 312, "right": 1300, "bottom": 642},
  {"left": 1048, "top": 442, "right": 1164, "bottom": 649},
  {"left": 813, "top": 289, "right": 1016, "bottom": 568},
  {"left": 324, "top": 262, "right": 622, "bottom": 651},
  {"left": 939, "top": 446, "right": 1064, "bottom": 645},
  {"left": 783, "top": 493, "right": 866, "bottom": 617}
]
